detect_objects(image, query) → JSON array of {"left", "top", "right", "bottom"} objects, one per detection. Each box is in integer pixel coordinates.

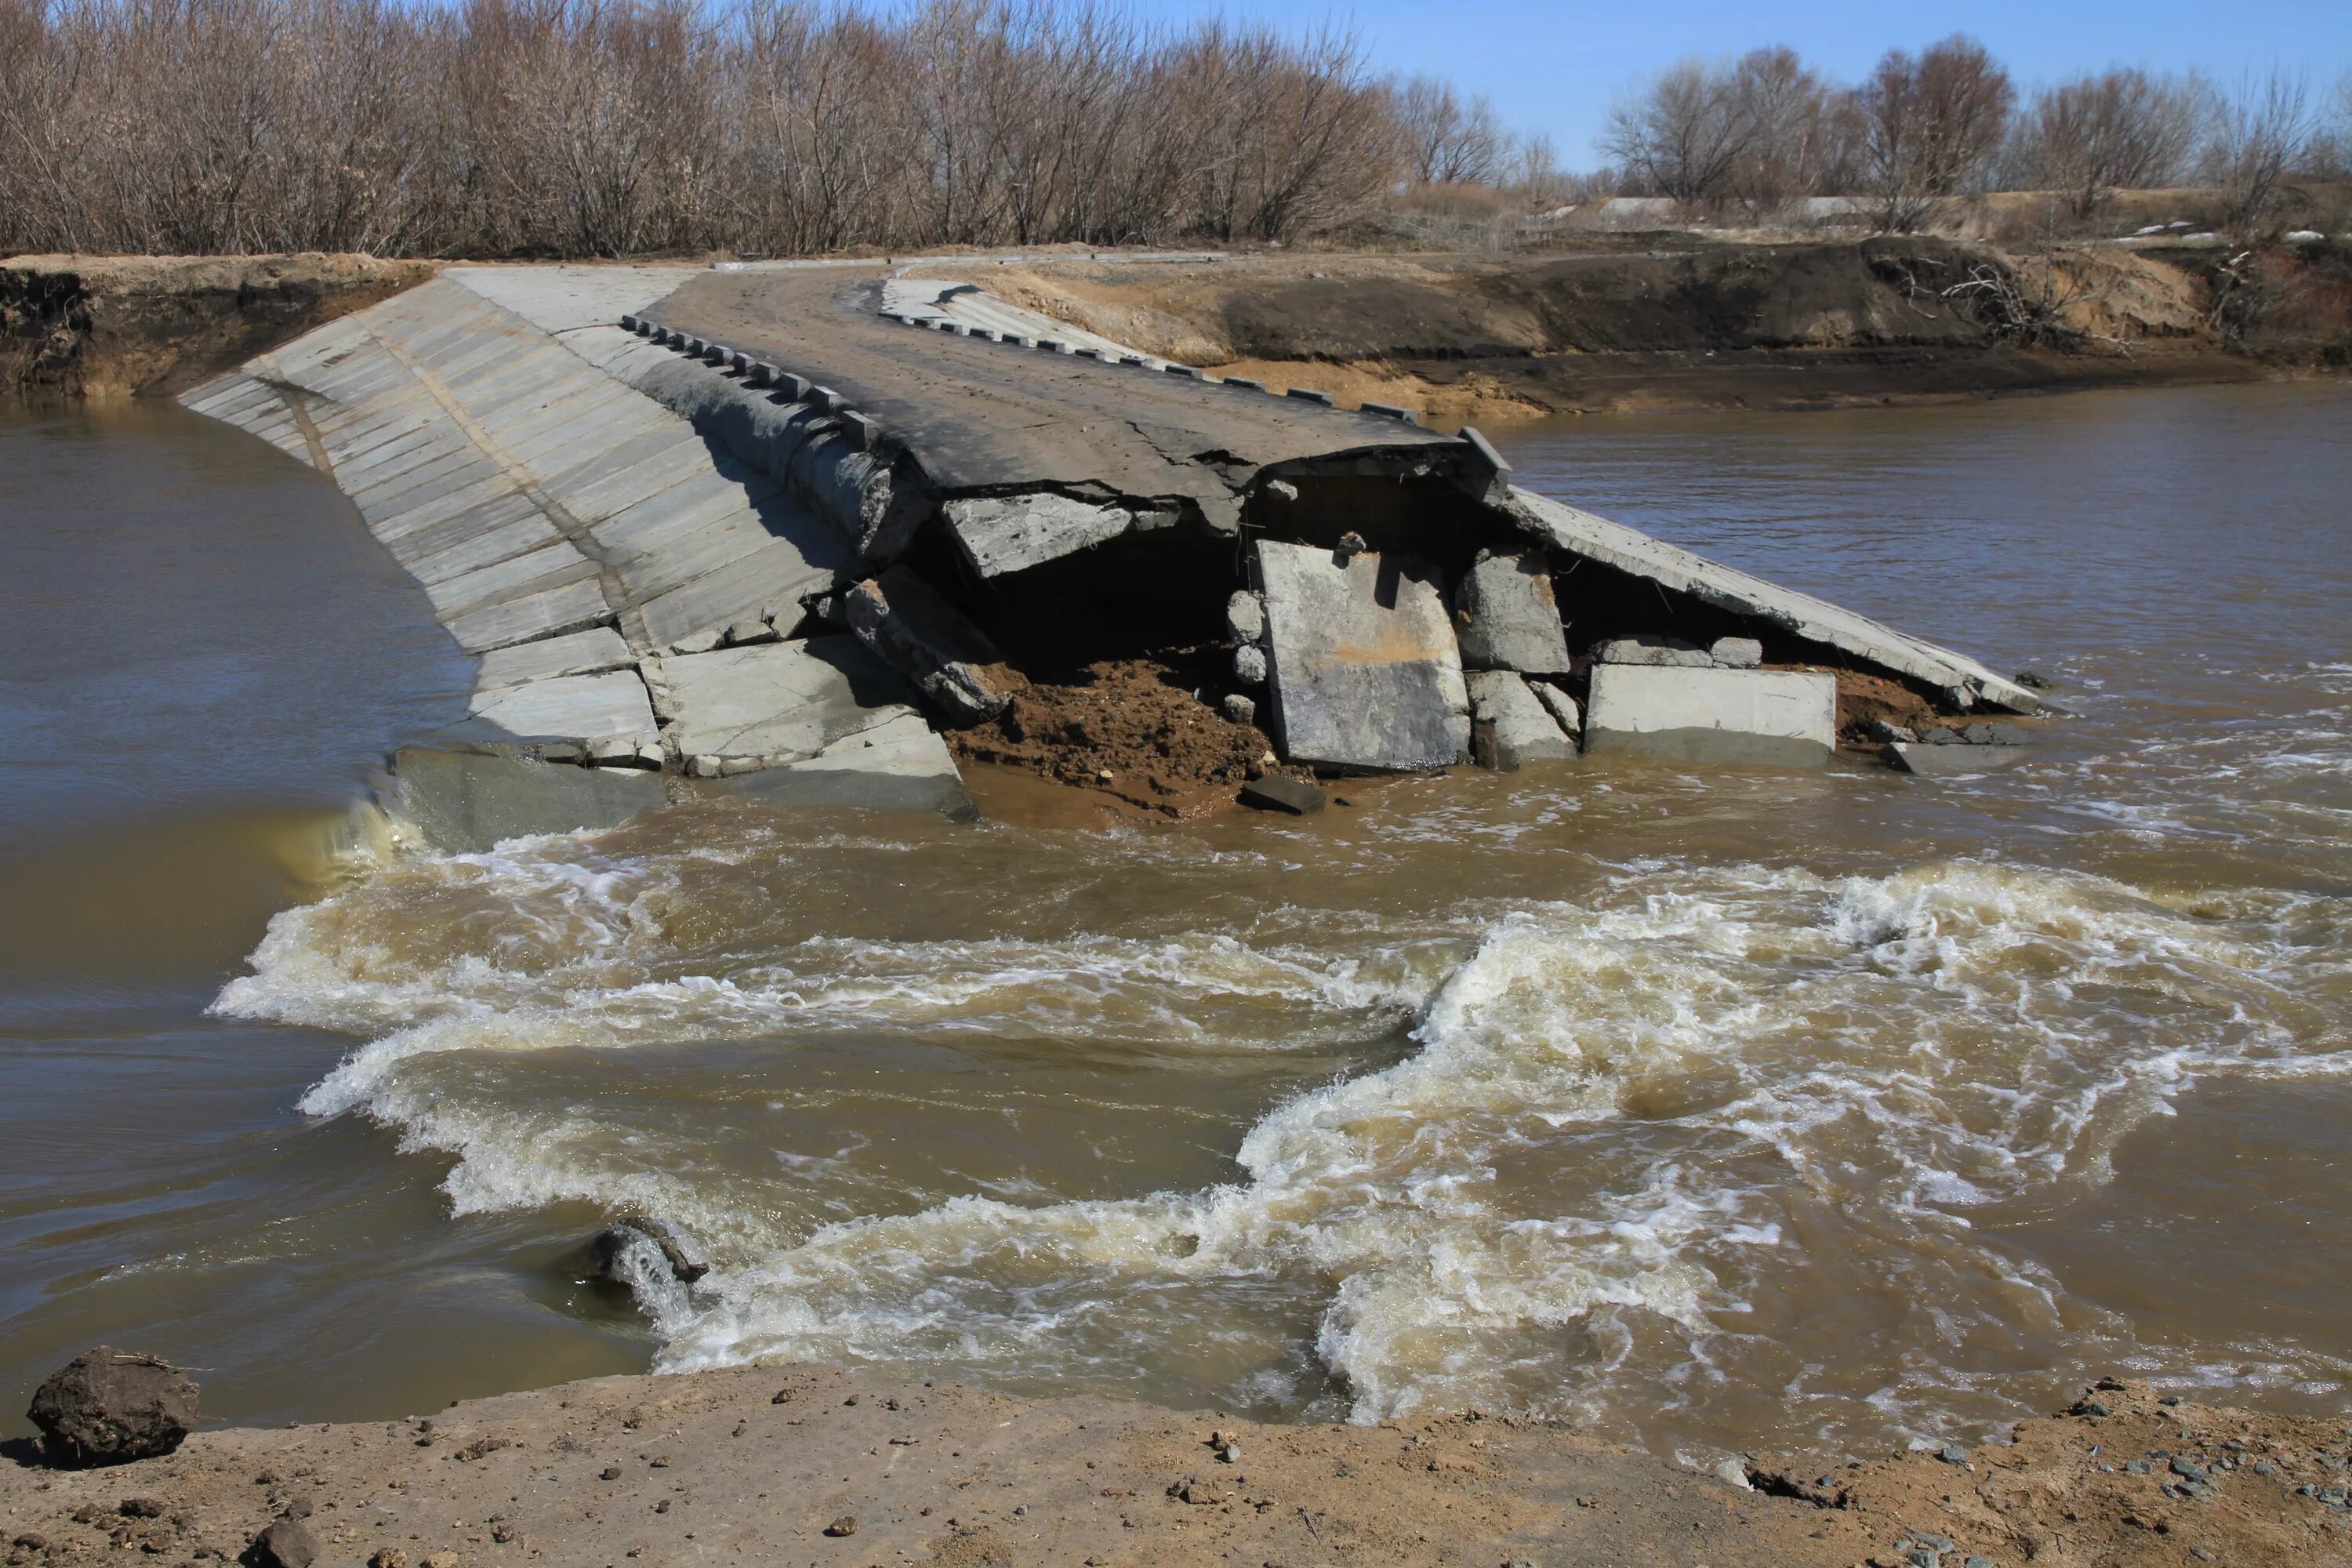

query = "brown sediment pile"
[
  {"left": 2, "top": 1368, "right": 2343, "bottom": 1567},
  {"left": 1, "top": 252, "right": 435, "bottom": 400},
  {"left": 945, "top": 653, "right": 1273, "bottom": 818}
]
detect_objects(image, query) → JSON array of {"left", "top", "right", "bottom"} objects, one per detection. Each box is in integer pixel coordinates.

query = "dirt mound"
[
  {"left": 1, "top": 252, "right": 433, "bottom": 400},
  {"left": 945, "top": 652, "right": 1272, "bottom": 818}
]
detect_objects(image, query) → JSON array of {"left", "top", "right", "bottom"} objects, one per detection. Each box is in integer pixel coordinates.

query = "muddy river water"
[{"left": 3, "top": 383, "right": 2348, "bottom": 1465}]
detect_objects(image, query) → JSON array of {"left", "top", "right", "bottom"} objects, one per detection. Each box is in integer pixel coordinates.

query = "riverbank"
[
  {"left": 5, "top": 1367, "right": 2346, "bottom": 1566},
  {"left": 9, "top": 237, "right": 2346, "bottom": 416}
]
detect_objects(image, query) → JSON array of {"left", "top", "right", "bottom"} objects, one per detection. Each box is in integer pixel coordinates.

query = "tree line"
[
  {"left": 1599, "top": 39, "right": 2350, "bottom": 232},
  {"left": 1, "top": 0, "right": 2346, "bottom": 260}
]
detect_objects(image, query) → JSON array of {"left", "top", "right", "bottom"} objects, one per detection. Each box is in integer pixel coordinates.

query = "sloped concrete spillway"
[{"left": 181, "top": 262, "right": 2047, "bottom": 846}]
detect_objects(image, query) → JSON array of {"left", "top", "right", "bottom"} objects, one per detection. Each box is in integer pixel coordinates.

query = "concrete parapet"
[
  {"left": 1584, "top": 665, "right": 1836, "bottom": 766},
  {"left": 1285, "top": 388, "right": 1334, "bottom": 405}
]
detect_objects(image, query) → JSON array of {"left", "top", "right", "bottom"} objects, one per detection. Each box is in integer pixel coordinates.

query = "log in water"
[{"left": 2, "top": 382, "right": 2347, "bottom": 1465}]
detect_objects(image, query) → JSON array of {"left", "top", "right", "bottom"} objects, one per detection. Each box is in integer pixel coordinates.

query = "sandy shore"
[{"left": 5, "top": 1370, "right": 2347, "bottom": 1566}]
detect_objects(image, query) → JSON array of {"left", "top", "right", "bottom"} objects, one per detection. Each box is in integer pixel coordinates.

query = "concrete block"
[
  {"left": 1595, "top": 633, "right": 1711, "bottom": 668},
  {"left": 843, "top": 567, "right": 1021, "bottom": 725},
  {"left": 1882, "top": 740, "right": 2034, "bottom": 776},
  {"left": 1222, "top": 377, "right": 1265, "bottom": 392},
  {"left": 942, "top": 492, "right": 1134, "bottom": 578},
  {"left": 438, "top": 669, "right": 658, "bottom": 746},
  {"left": 383, "top": 744, "right": 666, "bottom": 854},
  {"left": 1455, "top": 550, "right": 1570, "bottom": 675},
  {"left": 1532, "top": 681, "right": 1582, "bottom": 738},
  {"left": 1225, "top": 590, "right": 1264, "bottom": 646},
  {"left": 654, "top": 636, "right": 922, "bottom": 762},
  {"left": 1286, "top": 388, "right": 1335, "bottom": 405},
  {"left": 730, "top": 351, "right": 752, "bottom": 373},
  {"left": 748, "top": 362, "right": 778, "bottom": 388},
  {"left": 1584, "top": 665, "right": 1836, "bottom": 766},
  {"left": 1711, "top": 637, "right": 1763, "bottom": 668},
  {"left": 1255, "top": 539, "right": 1470, "bottom": 772},
  {"left": 1459, "top": 426, "right": 1512, "bottom": 501},
  {"left": 1467, "top": 670, "right": 1576, "bottom": 771},
  {"left": 1360, "top": 402, "right": 1420, "bottom": 424},
  {"left": 1240, "top": 775, "right": 1325, "bottom": 814},
  {"left": 843, "top": 412, "right": 881, "bottom": 451}
]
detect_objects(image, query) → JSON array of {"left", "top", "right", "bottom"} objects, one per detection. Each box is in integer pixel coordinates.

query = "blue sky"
[{"left": 1149, "top": 0, "right": 2352, "bottom": 167}]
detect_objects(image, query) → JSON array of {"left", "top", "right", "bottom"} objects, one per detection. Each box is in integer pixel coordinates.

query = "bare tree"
[
  {"left": 2201, "top": 68, "right": 2317, "bottom": 237},
  {"left": 1395, "top": 73, "right": 1507, "bottom": 186},
  {"left": 2014, "top": 67, "right": 2202, "bottom": 220},
  {"left": 1601, "top": 57, "right": 1756, "bottom": 207},
  {"left": 1847, "top": 34, "right": 2014, "bottom": 230}
]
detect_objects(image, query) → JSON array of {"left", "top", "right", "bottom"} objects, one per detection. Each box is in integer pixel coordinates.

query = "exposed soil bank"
[
  {"left": 984, "top": 238, "right": 2350, "bottom": 421},
  {"left": 5, "top": 1370, "right": 2345, "bottom": 1566},
  {"left": 0, "top": 254, "right": 433, "bottom": 401}
]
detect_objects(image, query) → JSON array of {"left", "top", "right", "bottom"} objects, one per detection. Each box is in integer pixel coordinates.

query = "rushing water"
[{"left": 3, "top": 383, "right": 2348, "bottom": 1464}]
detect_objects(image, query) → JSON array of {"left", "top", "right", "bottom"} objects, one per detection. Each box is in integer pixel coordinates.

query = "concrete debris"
[
  {"left": 1239, "top": 775, "right": 1326, "bottom": 815},
  {"left": 942, "top": 492, "right": 1136, "bottom": 578},
  {"left": 586, "top": 1219, "right": 707, "bottom": 1287},
  {"left": 1709, "top": 636, "right": 1763, "bottom": 669},
  {"left": 711, "top": 711, "right": 975, "bottom": 821},
  {"left": 1225, "top": 590, "right": 1265, "bottom": 646},
  {"left": 1233, "top": 644, "right": 1268, "bottom": 686},
  {"left": 1454, "top": 550, "right": 1571, "bottom": 675},
  {"left": 720, "top": 617, "right": 782, "bottom": 647},
  {"left": 654, "top": 637, "right": 923, "bottom": 764},
  {"left": 1863, "top": 717, "right": 1918, "bottom": 744},
  {"left": 383, "top": 745, "right": 666, "bottom": 854},
  {"left": 1221, "top": 693, "right": 1258, "bottom": 727},
  {"left": 842, "top": 567, "right": 1022, "bottom": 725},
  {"left": 1255, "top": 539, "right": 1469, "bottom": 773},
  {"left": 1532, "top": 681, "right": 1582, "bottom": 738},
  {"left": 1584, "top": 666, "right": 1838, "bottom": 766},
  {"left": 1883, "top": 737, "right": 2034, "bottom": 776},
  {"left": 1468, "top": 670, "right": 1577, "bottom": 771},
  {"left": 1595, "top": 633, "right": 1712, "bottom": 668},
  {"left": 1504, "top": 485, "right": 2045, "bottom": 713}
]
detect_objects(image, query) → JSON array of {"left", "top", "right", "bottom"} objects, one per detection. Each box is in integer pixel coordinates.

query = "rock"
[
  {"left": 27, "top": 1347, "right": 199, "bottom": 1467},
  {"left": 2016, "top": 669, "right": 2055, "bottom": 690},
  {"left": 1937, "top": 1443, "right": 1969, "bottom": 1466},
  {"left": 824, "top": 1516, "right": 858, "bottom": 1537},
  {"left": 419, "top": 1555, "right": 459, "bottom": 1568},
  {"left": 1240, "top": 775, "right": 1326, "bottom": 815},
  {"left": 1863, "top": 717, "right": 1917, "bottom": 744},
  {"left": 1334, "top": 531, "right": 1367, "bottom": 557},
  {"left": 1225, "top": 590, "right": 1265, "bottom": 646},
  {"left": 1584, "top": 666, "right": 1837, "bottom": 766},
  {"left": 243, "top": 1519, "right": 318, "bottom": 1568},
  {"left": 720, "top": 617, "right": 782, "bottom": 648},
  {"left": 1255, "top": 539, "right": 1469, "bottom": 772},
  {"left": 1709, "top": 636, "right": 1763, "bottom": 669},
  {"left": 2171, "top": 1457, "right": 2210, "bottom": 1482},
  {"left": 118, "top": 1497, "right": 167, "bottom": 1518},
  {"left": 1467, "top": 670, "right": 1575, "bottom": 771},
  {"left": 600, "top": 1466, "right": 622, "bottom": 1480},
  {"left": 586, "top": 1219, "right": 707, "bottom": 1286},
  {"left": 1593, "top": 633, "right": 1711, "bottom": 668},
  {"left": 1882, "top": 741, "right": 2033, "bottom": 777},
  {"left": 1221, "top": 693, "right": 1257, "bottom": 728},
  {"left": 842, "top": 566, "right": 1021, "bottom": 726},
  {"left": 1454, "top": 550, "right": 1570, "bottom": 675},
  {"left": 686, "top": 753, "right": 722, "bottom": 779},
  {"left": 1233, "top": 644, "right": 1268, "bottom": 686}
]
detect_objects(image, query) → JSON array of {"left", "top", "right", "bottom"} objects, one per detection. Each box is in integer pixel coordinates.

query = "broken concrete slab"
[
  {"left": 1882, "top": 739, "right": 2035, "bottom": 776},
  {"left": 1239, "top": 775, "right": 1326, "bottom": 814},
  {"left": 1584, "top": 665, "right": 1837, "bottom": 766},
  {"left": 382, "top": 744, "right": 668, "bottom": 854},
  {"left": 1255, "top": 539, "right": 1470, "bottom": 772},
  {"left": 940, "top": 492, "right": 1136, "bottom": 578},
  {"left": 652, "top": 636, "right": 924, "bottom": 762},
  {"left": 1454, "top": 551, "right": 1570, "bottom": 675},
  {"left": 1467, "top": 670, "right": 1577, "bottom": 771},
  {"left": 436, "top": 670, "right": 658, "bottom": 747},
  {"left": 1594, "top": 633, "right": 1712, "bottom": 668},
  {"left": 842, "top": 566, "right": 1022, "bottom": 725},
  {"left": 1504, "top": 486, "right": 2047, "bottom": 713},
  {"left": 1532, "top": 681, "right": 1582, "bottom": 739},
  {"left": 710, "top": 710, "right": 975, "bottom": 820},
  {"left": 472, "top": 626, "right": 634, "bottom": 691}
]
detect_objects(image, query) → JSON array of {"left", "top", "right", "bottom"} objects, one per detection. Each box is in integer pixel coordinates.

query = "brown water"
[{"left": 4, "top": 383, "right": 2349, "bottom": 1466}]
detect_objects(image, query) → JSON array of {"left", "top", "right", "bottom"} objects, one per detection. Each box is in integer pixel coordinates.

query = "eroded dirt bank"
[
  {"left": 5, "top": 1371, "right": 2347, "bottom": 1566},
  {"left": 982, "top": 238, "right": 2347, "bottom": 420},
  {"left": 0, "top": 254, "right": 433, "bottom": 401}
]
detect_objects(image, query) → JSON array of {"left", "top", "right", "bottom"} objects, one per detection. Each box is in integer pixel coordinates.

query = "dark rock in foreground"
[{"left": 27, "top": 1347, "right": 198, "bottom": 1468}]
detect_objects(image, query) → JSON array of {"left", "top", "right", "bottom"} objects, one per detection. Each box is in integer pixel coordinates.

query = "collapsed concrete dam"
[{"left": 180, "top": 260, "right": 2049, "bottom": 845}]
